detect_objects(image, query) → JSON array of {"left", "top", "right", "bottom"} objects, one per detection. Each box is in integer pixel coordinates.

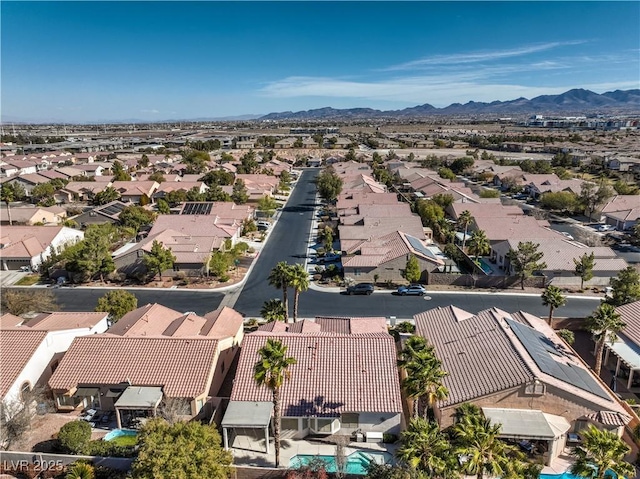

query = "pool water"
[
  {"left": 290, "top": 452, "right": 390, "bottom": 475},
  {"left": 477, "top": 258, "right": 493, "bottom": 275},
  {"left": 541, "top": 471, "right": 617, "bottom": 479},
  {"left": 103, "top": 428, "right": 138, "bottom": 441}
]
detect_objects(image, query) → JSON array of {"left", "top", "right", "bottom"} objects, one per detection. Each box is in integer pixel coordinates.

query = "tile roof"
[
  {"left": 230, "top": 333, "right": 402, "bottom": 416},
  {"left": 343, "top": 231, "right": 444, "bottom": 268},
  {"left": 617, "top": 301, "right": 640, "bottom": 347},
  {"left": 601, "top": 195, "right": 640, "bottom": 214},
  {"left": 149, "top": 215, "right": 239, "bottom": 238},
  {"left": 201, "top": 307, "right": 245, "bottom": 338},
  {"left": 583, "top": 411, "right": 631, "bottom": 427},
  {"left": 107, "top": 303, "right": 186, "bottom": 336},
  {"left": 449, "top": 203, "right": 524, "bottom": 220},
  {"left": 472, "top": 216, "right": 556, "bottom": 242},
  {"left": 0, "top": 225, "right": 67, "bottom": 259},
  {"left": 24, "top": 312, "right": 108, "bottom": 331},
  {"left": 1, "top": 329, "right": 48, "bottom": 397},
  {"left": 48, "top": 335, "right": 219, "bottom": 398},
  {"left": 0, "top": 313, "right": 25, "bottom": 329}
]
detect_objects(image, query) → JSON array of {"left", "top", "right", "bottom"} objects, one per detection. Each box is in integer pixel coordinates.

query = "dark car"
[{"left": 346, "top": 283, "right": 374, "bottom": 295}]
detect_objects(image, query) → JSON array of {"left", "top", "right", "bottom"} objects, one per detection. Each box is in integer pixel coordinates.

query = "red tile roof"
[
  {"left": 617, "top": 301, "right": 640, "bottom": 347},
  {"left": 24, "top": 312, "right": 107, "bottom": 331},
  {"left": 1, "top": 329, "right": 48, "bottom": 397},
  {"left": 230, "top": 333, "right": 402, "bottom": 416},
  {"left": 48, "top": 335, "right": 219, "bottom": 398}
]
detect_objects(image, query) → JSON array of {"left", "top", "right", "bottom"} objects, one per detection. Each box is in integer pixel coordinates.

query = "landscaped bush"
[
  {"left": 58, "top": 420, "right": 91, "bottom": 453},
  {"left": 84, "top": 439, "right": 137, "bottom": 458}
]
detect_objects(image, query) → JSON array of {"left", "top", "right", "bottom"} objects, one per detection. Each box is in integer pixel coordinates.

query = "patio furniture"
[{"left": 518, "top": 440, "right": 534, "bottom": 454}]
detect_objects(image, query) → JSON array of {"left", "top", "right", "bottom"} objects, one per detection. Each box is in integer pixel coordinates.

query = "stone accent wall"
[{"left": 426, "top": 271, "right": 545, "bottom": 289}]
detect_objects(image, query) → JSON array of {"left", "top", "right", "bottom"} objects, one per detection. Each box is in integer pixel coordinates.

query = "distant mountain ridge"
[{"left": 259, "top": 88, "right": 640, "bottom": 120}]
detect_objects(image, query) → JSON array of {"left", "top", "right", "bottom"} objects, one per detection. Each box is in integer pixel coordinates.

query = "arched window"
[{"left": 20, "top": 381, "right": 32, "bottom": 401}]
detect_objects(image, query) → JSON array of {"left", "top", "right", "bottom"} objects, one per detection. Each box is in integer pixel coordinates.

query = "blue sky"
[{"left": 2, "top": 1, "right": 639, "bottom": 123}]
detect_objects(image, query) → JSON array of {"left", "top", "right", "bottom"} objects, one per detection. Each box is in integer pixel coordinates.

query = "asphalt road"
[{"left": 36, "top": 169, "right": 603, "bottom": 320}]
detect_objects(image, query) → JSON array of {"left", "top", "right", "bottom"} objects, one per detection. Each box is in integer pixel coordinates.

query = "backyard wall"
[{"left": 426, "top": 272, "right": 546, "bottom": 289}]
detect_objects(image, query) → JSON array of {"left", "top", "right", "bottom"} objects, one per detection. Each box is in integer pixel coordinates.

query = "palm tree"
[
  {"left": 454, "top": 414, "right": 516, "bottom": 479},
  {"left": 289, "top": 263, "right": 309, "bottom": 322},
  {"left": 253, "top": 338, "right": 297, "bottom": 468},
  {"left": 541, "top": 285, "right": 568, "bottom": 326},
  {"left": 260, "top": 299, "right": 287, "bottom": 323},
  {"left": 396, "top": 417, "right": 453, "bottom": 477},
  {"left": 1, "top": 183, "right": 15, "bottom": 226},
  {"left": 268, "top": 261, "right": 292, "bottom": 322},
  {"left": 468, "top": 229, "right": 491, "bottom": 260},
  {"left": 570, "top": 425, "right": 634, "bottom": 479},
  {"left": 457, "top": 210, "right": 474, "bottom": 251},
  {"left": 66, "top": 461, "right": 95, "bottom": 479},
  {"left": 586, "top": 303, "right": 626, "bottom": 375}
]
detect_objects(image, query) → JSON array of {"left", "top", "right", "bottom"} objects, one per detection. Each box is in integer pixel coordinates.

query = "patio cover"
[
  {"left": 483, "top": 408, "right": 570, "bottom": 440},
  {"left": 114, "top": 386, "right": 163, "bottom": 409},
  {"left": 606, "top": 339, "right": 640, "bottom": 370},
  {"left": 222, "top": 401, "right": 272, "bottom": 428},
  {"left": 73, "top": 387, "right": 100, "bottom": 397}
]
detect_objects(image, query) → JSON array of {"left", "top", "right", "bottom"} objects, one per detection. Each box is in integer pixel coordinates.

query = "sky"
[{"left": 1, "top": 1, "right": 639, "bottom": 123}]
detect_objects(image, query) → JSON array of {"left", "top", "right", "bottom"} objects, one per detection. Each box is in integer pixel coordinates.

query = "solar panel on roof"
[
  {"left": 181, "top": 202, "right": 213, "bottom": 215},
  {"left": 101, "top": 204, "right": 126, "bottom": 216},
  {"left": 406, "top": 234, "right": 438, "bottom": 260},
  {"left": 506, "top": 319, "right": 609, "bottom": 399}
]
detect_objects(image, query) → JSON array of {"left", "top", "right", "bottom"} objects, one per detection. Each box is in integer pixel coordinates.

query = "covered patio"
[
  {"left": 222, "top": 401, "right": 272, "bottom": 454},
  {"left": 603, "top": 337, "right": 640, "bottom": 390},
  {"left": 114, "top": 386, "right": 163, "bottom": 429},
  {"left": 483, "top": 407, "right": 571, "bottom": 466}
]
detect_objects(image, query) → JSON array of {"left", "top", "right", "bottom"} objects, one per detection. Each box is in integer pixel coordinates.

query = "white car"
[
  {"left": 560, "top": 232, "right": 574, "bottom": 240},
  {"left": 256, "top": 221, "right": 271, "bottom": 229},
  {"left": 597, "top": 224, "right": 615, "bottom": 232}
]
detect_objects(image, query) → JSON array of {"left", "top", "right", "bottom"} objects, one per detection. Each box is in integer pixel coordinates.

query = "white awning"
[
  {"left": 605, "top": 338, "right": 640, "bottom": 370},
  {"left": 483, "top": 408, "right": 570, "bottom": 440},
  {"left": 222, "top": 401, "right": 272, "bottom": 428}
]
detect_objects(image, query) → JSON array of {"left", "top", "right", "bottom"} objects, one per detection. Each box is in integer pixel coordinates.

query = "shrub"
[
  {"left": 382, "top": 433, "right": 398, "bottom": 444},
  {"left": 58, "top": 420, "right": 91, "bottom": 453}
]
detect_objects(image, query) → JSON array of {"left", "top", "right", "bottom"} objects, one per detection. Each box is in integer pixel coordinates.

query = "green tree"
[
  {"left": 506, "top": 241, "right": 547, "bottom": 290},
  {"left": 479, "top": 189, "right": 501, "bottom": 199},
  {"left": 540, "top": 191, "right": 579, "bottom": 212},
  {"left": 316, "top": 167, "right": 343, "bottom": 203},
  {"left": 71, "top": 226, "right": 115, "bottom": 282},
  {"left": 209, "top": 251, "right": 232, "bottom": 281},
  {"left": 606, "top": 266, "right": 640, "bottom": 306},
  {"left": 403, "top": 255, "right": 421, "bottom": 284},
  {"left": 457, "top": 210, "right": 474, "bottom": 251},
  {"left": 318, "top": 226, "right": 334, "bottom": 252},
  {"left": 95, "top": 290, "right": 138, "bottom": 323},
  {"left": 573, "top": 252, "right": 595, "bottom": 290},
  {"left": 119, "top": 205, "right": 157, "bottom": 232},
  {"left": 415, "top": 200, "right": 444, "bottom": 228},
  {"left": 93, "top": 186, "right": 121, "bottom": 206},
  {"left": 1, "top": 182, "right": 17, "bottom": 225},
  {"left": 65, "top": 461, "right": 95, "bottom": 479},
  {"left": 586, "top": 303, "right": 626, "bottom": 375},
  {"left": 431, "top": 193, "right": 455, "bottom": 210},
  {"left": 396, "top": 418, "right": 453, "bottom": 476},
  {"left": 148, "top": 171, "right": 166, "bottom": 183},
  {"left": 58, "top": 420, "right": 91, "bottom": 454},
  {"left": 541, "top": 285, "right": 567, "bottom": 326},
  {"left": 31, "top": 182, "right": 55, "bottom": 204},
  {"left": 1, "top": 289, "right": 59, "bottom": 316},
  {"left": 437, "top": 167, "right": 456, "bottom": 181},
  {"left": 269, "top": 262, "right": 292, "bottom": 322},
  {"left": 450, "top": 157, "right": 474, "bottom": 174},
  {"left": 131, "top": 418, "right": 233, "bottom": 479},
  {"left": 138, "top": 154, "right": 150, "bottom": 169},
  {"left": 157, "top": 198, "right": 170, "bottom": 214},
  {"left": 613, "top": 180, "right": 639, "bottom": 195},
  {"left": 468, "top": 230, "right": 491, "bottom": 259},
  {"left": 570, "top": 425, "right": 634, "bottom": 479},
  {"left": 164, "top": 189, "right": 187, "bottom": 206},
  {"left": 454, "top": 414, "right": 517, "bottom": 479},
  {"left": 253, "top": 340, "right": 297, "bottom": 469},
  {"left": 199, "top": 170, "right": 235, "bottom": 187},
  {"left": 238, "top": 150, "right": 259, "bottom": 174},
  {"left": 143, "top": 240, "right": 176, "bottom": 280},
  {"left": 182, "top": 150, "right": 210, "bottom": 174},
  {"left": 257, "top": 195, "right": 278, "bottom": 218},
  {"left": 112, "top": 161, "right": 131, "bottom": 181},
  {"left": 557, "top": 329, "right": 575, "bottom": 345},
  {"left": 260, "top": 299, "right": 287, "bottom": 323},
  {"left": 289, "top": 263, "right": 309, "bottom": 322},
  {"left": 206, "top": 184, "right": 232, "bottom": 202},
  {"left": 232, "top": 179, "right": 249, "bottom": 204},
  {"left": 580, "top": 181, "right": 613, "bottom": 221}
]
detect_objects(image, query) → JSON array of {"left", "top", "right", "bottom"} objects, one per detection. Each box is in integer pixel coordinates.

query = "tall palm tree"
[
  {"left": 289, "top": 263, "right": 309, "bottom": 322},
  {"left": 260, "top": 299, "right": 287, "bottom": 323},
  {"left": 586, "top": 303, "right": 626, "bottom": 375},
  {"left": 253, "top": 338, "right": 297, "bottom": 468},
  {"left": 1, "top": 183, "right": 15, "bottom": 226},
  {"left": 570, "top": 425, "right": 634, "bottom": 479},
  {"left": 457, "top": 210, "right": 474, "bottom": 251},
  {"left": 541, "top": 285, "right": 568, "bottom": 326},
  {"left": 268, "top": 261, "right": 292, "bottom": 322},
  {"left": 454, "top": 414, "right": 516, "bottom": 479},
  {"left": 396, "top": 417, "right": 453, "bottom": 477},
  {"left": 398, "top": 336, "right": 431, "bottom": 370},
  {"left": 468, "top": 229, "right": 491, "bottom": 260}
]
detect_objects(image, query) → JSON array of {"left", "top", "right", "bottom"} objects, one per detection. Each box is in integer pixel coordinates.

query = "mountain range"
[{"left": 259, "top": 89, "right": 640, "bottom": 121}]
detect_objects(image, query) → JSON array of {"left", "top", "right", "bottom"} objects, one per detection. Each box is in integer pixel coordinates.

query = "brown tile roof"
[
  {"left": 449, "top": 203, "right": 524, "bottom": 220},
  {"left": 1, "top": 329, "right": 48, "bottom": 397},
  {"left": 343, "top": 231, "right": 444, "bottom": 268},
  {"left": 230, "top": 333, "right": 402, "bottom": 416},
  {"left": 414, "top": 306, "right": 535, "bottom": 407},
  {"left": 23, "top": 312, "right": 108, "bottom": 331},
  {"left": 149, "top": 215, "right": 239, "bottom": 238},
  {"left": 201, "top": 307, "right": 245, "bottom": 338},
  {"left": 471, "top": 216, "right": 556, "bottom": 242},
  {"left": 48, "top": 335, "right": 219, "bottom": 398},
  {"left": 617, "top": 301, "right": 640, "bottom": 347},
  {"left": 584, "top": 411, "right": 631, "bottom": 427},
  {"left": 0, "top": 313, "right": 25, "bottom": 329},
  {"left": 0, "top": 225, "right": 67, "bottom": 259},
  {"left": 601, "top": 195, "right": 640, "bottom": 214}
]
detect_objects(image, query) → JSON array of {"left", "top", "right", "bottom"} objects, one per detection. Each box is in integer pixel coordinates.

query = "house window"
[
  {"left": 315, "top": 419, "right": 334, "bottom": 433},
  {"left": 524, "top": 381, "right": 546, "bottom": 395},
  {"left": 196, "top": 398, "right": 204, "bottom": 413},
  {"left": 354, "top": 269, "right": 360, "bottom": 276},
  {"left": 341, "top": 413, "right": 359, "bottom": 428},
  {"left": 281, "top": 418, "right": 299, "bottom": 431},
  {"left": 137, "top": 251, "right": 144, "bottom": 258},
  {"left": 57, "top": 395, "right": 79, "bottom": 408},
  {"left": 20, "top": 381, "right": 32, "bottom": 401}
]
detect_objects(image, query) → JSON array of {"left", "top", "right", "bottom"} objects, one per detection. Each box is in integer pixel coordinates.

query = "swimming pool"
[
  {"left": 477, "top": 258, "right": 493, "bottom": 275},
  {"left": 540, "top": 470, "right": 617, "bottom": 479},
  {"left": 289, "top": 451, "right": 391, "bottom": 475},
  {"left": 103, "top": 429, "right": 137, "bottom": 441}
]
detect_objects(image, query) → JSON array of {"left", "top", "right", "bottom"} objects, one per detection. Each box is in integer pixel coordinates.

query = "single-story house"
[
  {"left": 414, "top": 306, "right": 629, "bottom": 466},
  {"left": 152, "top": 181, "right": 208, "bottom": 201},
  {"left": 0, "top": 225, "right": 84, "bottom": 271},
  {"left": 73, "top": 201, "right": 129, "bottom": 227},
  {"left": 600, "top": 195, "right": 640, "bottom": 231},
  {"left": 0, "top": 206, "right": 67, "bottom": 226},
  {"left": 222, "top": 329, "right": 402, "bottom": 452},
  {"left": 111, "top": 181, "right": 160, "bottom": 204}
]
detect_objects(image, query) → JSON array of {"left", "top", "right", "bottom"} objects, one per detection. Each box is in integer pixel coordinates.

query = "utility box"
[{"left": 365, "top": 431, "right": 383, "bottom": 443}]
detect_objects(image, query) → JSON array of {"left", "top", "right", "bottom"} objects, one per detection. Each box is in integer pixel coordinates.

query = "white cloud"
[{"left": 141, "top": 109, "right": 160, "bottom": 114}]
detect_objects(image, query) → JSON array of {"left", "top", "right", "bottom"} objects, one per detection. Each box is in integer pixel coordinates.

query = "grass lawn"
[
  {"left": 14, "top": 275, "right": 41, "bottom": 286},
  {"left": 109, "top": 435, "right": 137, "bottom": 447}
]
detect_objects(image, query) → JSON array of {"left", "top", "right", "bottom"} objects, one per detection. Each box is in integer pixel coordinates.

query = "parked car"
[
  {"left": 597, "top": 224, "right": 615, "bottom": 232},
  {"left": 397, "top": 284, "right": 427, "bottom": 296},
  {"left": 317, "top": 252, "right": 341, "bottom": 264},
  {"left": 257, "top": 221, "right": 271, "bottom": 230},
  {"left": 346, "top": 283, "right": 374, "bottom": 295},
  {"left": 560, "top": 232, "right": 574, "bottom": 240}
]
